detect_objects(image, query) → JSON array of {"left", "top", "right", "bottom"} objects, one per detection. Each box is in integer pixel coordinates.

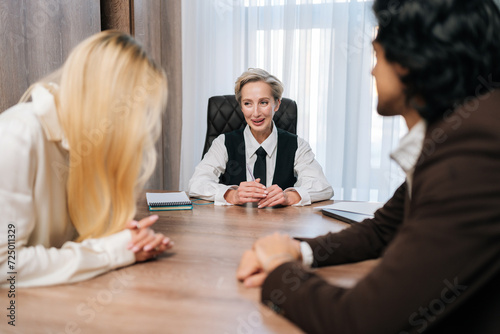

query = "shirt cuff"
[
  {"left": 98, "top": 230, "right": 136, "bottom": 269},
  {"left": 214, "top": 185, "right": 237, "bottom": 206},
  {"left": 300, "top": 241, "right": 314, "bottom": 267},
  {"left": 285, "top": 187, "right": 311, "bottom": 206}
]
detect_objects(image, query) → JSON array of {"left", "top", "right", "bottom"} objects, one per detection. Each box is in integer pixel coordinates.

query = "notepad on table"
[
  {"left": 146, "top": 192, "right": 193, "bottom": 211},
  {"left": 316, "top": 201, "right": 384, "bottom": 224}
]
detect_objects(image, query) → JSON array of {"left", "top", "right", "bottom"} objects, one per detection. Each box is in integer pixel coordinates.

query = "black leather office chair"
[{"left": 202, "top": 95, "right": 297, "bottom": 157}]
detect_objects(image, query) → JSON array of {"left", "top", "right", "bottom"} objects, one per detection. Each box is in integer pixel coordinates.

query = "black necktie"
[{"left": 253, "top": 146, "right": 267, "bottom": 186}]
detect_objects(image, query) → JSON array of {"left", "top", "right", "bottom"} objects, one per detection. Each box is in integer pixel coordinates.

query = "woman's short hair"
[
  {"left": 373, "top": 0, "right": 500, "bottom": 123},
  {"left": 234, "top": 68, "right": 283, "bottom": 104}
]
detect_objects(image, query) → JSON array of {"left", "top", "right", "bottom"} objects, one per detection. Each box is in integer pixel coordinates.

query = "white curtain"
[{"left": 180, "top": 0, "right": 407, "bottom": 202}]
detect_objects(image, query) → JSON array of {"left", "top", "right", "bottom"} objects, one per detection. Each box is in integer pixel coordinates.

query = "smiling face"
[{"left": 240, "top": 81, "right": 281, "bottom": 143}]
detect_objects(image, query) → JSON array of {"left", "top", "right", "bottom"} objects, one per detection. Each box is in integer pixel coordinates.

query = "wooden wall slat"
[
  {"left": 0, "top": 0, "right": 101, "bottom": 112},
  {"left": 161, "top": 0, "right": 182, "bottom": 191},
  {"left": 100, "top": 0, "right": 131, "bottom": 33},
  {"left": 133, "top": 0, "right": 183, "bottom": 191},
  {"left": 133, "top": 0, "right": 164, "bottom": 190},
  {"left": 0, "top": 0, "right": 29, "bottom": 112}
]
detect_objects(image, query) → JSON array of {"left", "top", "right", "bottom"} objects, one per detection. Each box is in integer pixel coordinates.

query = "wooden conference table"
[{"left": 3, "top": 192, "right": 379, "bottom": 334}]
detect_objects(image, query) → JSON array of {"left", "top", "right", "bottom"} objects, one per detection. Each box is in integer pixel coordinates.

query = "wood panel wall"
[
  {"left": 132, "top": 0, "right": 182, "bottom": 191},
  {"left": 100, "top": 0, "right": 133, "bottom": 34},
  {"left": 0, "top": 0, "right": 101, "bottom": 112},
  {"left": 0, "top": 0, "right": 182, "bottom": 191},
  {"left": 160, "top": 1, "right": 183, "bottom": 192},
  {"left": 133, "top": 0, "right": 164, "bottom": 189}
]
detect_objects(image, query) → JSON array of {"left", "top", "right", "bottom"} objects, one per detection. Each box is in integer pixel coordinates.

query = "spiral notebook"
[{"left": 146, "top": 192, "right": 193, "bottom": 211}]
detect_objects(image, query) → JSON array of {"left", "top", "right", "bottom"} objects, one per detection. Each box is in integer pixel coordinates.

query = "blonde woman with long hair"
[{"left": 0, "top": 31, "right": 172, "bottom": 287}]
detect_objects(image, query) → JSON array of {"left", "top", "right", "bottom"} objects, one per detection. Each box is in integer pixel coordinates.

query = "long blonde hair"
[{"left": 24, "top": 31, "right": 167, "bottom": 241}]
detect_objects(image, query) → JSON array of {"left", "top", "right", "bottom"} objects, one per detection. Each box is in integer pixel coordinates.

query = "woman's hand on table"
[
  {"left": 225, "top": 178, "right": 268, "bottom": 204},
  {"left": 126, "top": 215, "right": 174, "bottom": 262},
  {"left": 225, "top": 180, "right": 301, "bottom": 207},
  {"left": 257, "top": 185, "right": 301, "bottom": 208}
]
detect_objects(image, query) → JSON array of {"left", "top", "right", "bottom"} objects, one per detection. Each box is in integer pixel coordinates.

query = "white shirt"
[
  {"left": 188, "top": 123, "right": 333, "bottom": 206},
  {"left": 389, "top": 119, "right": 427, "bottom": 195},
  {"left": 0, "top": 85, "right": 135, "bottom": 287},
  {"left": 301, "top": 119, "right": 427, "bottom": 267}
]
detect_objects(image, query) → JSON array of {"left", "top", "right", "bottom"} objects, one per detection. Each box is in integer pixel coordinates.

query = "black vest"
[{"left": 219, "top": 128, "right": 298, "bottom": 188}]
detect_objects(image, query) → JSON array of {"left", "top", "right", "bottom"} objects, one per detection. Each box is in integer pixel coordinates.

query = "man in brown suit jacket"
[{"left": 236, "top": 0, "right": 500, "bottom": 333}]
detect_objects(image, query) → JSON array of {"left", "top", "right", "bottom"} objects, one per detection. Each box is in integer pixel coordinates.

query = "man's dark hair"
[{"left": 373, "top": 0, "right": 500, "bottom": 123}]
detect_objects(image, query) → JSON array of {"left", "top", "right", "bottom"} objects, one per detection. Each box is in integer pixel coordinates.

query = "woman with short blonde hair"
[
  {"left": 0, "top": 31, "right": 172, "bottom": 287},
  {"left": 189, "top": 68, "right": 332, "bottom": 207},
  {"left": 234, "top": 68, "right": 284, "bottom": 104}
]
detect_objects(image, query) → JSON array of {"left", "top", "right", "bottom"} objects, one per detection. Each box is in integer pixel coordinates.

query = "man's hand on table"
[{"left": 236, "top": 233, "right": 302, "bottom": 287}]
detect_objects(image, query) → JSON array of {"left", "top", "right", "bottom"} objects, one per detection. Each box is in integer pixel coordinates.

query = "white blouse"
[{"left": 0, "top": 86, "right": 135, "bottom": 287}]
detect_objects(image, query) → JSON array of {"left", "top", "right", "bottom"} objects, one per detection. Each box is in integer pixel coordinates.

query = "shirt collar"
[
  {"left": 32, "top": 84, "right": 69, "bottom": 151},
  {"left": 390, "top": 119, "right": 427, "bottom": 175},
  {"left": 244, "top": 122, "right": 278, "bottom": 158}
]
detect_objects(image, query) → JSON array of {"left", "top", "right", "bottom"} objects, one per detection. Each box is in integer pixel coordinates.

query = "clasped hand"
[
  {"left": 126, "top": 215, "right": 174, "bottom": 262},
  {"left": 236, "top": 233, "right": 302, "bottom": 287},
  {"left": 226, "top": 179, "right": 300, "bottom": 208}
]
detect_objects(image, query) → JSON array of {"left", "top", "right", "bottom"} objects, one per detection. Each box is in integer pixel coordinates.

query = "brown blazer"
[{"left": 262, "top": 90, "right": 500, "bottom": 334}]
